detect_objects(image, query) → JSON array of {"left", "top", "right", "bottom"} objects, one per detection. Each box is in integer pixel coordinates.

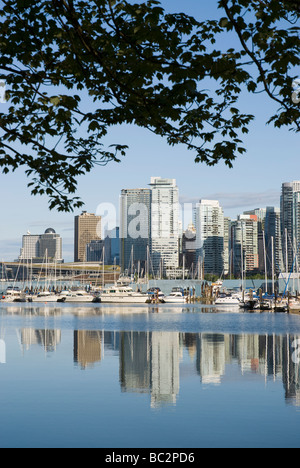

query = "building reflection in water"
[
  {"left": 74, "top": 331, "right": 103, "bottom": 369},
  {"left": 119, "top": 331, "right": 180, "bottom": 407},
  {"left": 18, "top": 328, "right": 300, "bottom": 407},
  {"left": 21, "top": 329, "right": 61, "bottom": 353}
]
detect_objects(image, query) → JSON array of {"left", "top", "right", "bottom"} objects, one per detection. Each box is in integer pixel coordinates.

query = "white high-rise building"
[
  {"left": 281, "top": 181, "right": 300, "bottom": 272},
  {"left": 195, "top": 200, "right": 224, "bottom": 277},
  {"left": 231, "top": 214, "right": 258, "bottom": 276},
  {"left": 265, "top": 206, "right": 284, "bottom": 276},
  {"left": 150, "top": 177, "right": 179, "bottom": 273}
]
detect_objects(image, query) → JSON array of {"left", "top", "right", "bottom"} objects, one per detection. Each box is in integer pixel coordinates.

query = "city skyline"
[
  {"left": 0, "top": 0, "right": 299, "bottom": 450},
  {"left": 0, "top": 165, "right": 284, "bottom": 261},
  {"left": 2, "top": 177, "right": 297, "bottom": 279},
  {"left": 0, "top": 0, "right": 298, "bottom": 262}
]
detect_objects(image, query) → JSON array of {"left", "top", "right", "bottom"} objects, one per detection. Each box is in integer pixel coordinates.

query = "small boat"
[
  {"left": 289, "top": 299, "right": 300, "bottom": 313},
  {"left": 57, "top": 290, "right": 100, "bottom": 303},
  {"left": 163, "top": 288, "right": 187, "bottom": 304},
  {"left": 1, "top": 287, "right": 27, "bottom": 303},
  {"left": 215, "top": 295, "right": 241, "bottom": 306}
]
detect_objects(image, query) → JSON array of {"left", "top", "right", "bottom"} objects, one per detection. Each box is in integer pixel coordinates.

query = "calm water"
[{"left": 1, "top": 302, "right": 300, "bottom": 448}]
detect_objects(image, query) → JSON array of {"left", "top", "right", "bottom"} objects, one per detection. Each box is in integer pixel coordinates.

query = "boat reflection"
[
  {"left": 15, "top": 327, "right": 300, "bottom": 408},
  {"left": 0, "top": 303, "right": 220, "bottom": 317}
]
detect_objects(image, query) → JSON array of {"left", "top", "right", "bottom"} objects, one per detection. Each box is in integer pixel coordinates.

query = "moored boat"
[
  {"left": 58, "top": 290, "right": 100, "bottom": 303},
  {"left": 100, "top": 285, "right": 148, "bottom": 303},
  {"left": 288, "top": 299, "right": 300, "bottom": 313},
  {"left": 29, "top": 291, "right": 59, "bottom": 303},
  {"left": 215, "top": 294, "right": 241, "bottom": 306},
  {"left": 163, "top": 292, "right": 187, "bottom": 303},
  {"left": 163, "top": 288, "right": 187, "bottom": 304},
  {"left": 1, "top": 287, "right": 27, "bottom": 303}
]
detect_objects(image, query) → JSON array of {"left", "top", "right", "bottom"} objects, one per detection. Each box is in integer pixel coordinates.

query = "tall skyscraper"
[
  {"left": 231, "top": 214, "right": 258, "bottom": 277},
  {"left": 281, "top": 181, "right": 300, "bottom": 272},
  {"left": 195, "top": 200, "right": 224, "bottom": 277},
  {"left": 223, "top": 217, "right": 231, "bottom": 276},
  {"left": 244, "top": 208, "right": 266, "bottom": 274},
  {"left": 264, "top": 206, "right": 284, "bottom": 276},
  {"left": 150, "top": 177, "right": 179, "bottom": 274},
  {"left": 74, "top": 211, "right": 101, "bottom": 262},
  {"left": 120, "top": 188, "right": 151, "bottom": 272}
]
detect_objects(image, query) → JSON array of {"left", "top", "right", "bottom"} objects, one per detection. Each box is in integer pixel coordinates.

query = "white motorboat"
[
  {"left": 215, "top": 295, "right": 241, "bottom": 306},
  {"left": 100, "top": 285, "right": 149, "bottom": 303},
  {"left": 1, "top": 287, "right": 27, "bottom": 303},
  {"left": 288, "top": 299, "right": 300, "bottom": 313},
  {"left": 163, "top": 291, "right": 187, "bottom": 304},
  {"left": 58, "top": 290, "right": 100, "bottom": 303},
  {"left": 29, "top": 291, "right": 59, "bottom": 303}
]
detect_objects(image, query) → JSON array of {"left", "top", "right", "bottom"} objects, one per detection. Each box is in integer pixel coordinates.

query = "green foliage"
[
  {"left": 0, "top": 0, "right": 299, "bottom": 210},
  {"left": 204, "top": 273, "right": 220, "bottom": 283}
]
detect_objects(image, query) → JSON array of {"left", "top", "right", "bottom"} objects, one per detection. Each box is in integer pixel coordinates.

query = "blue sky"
[{"left": 0, "top": 0, "right": 299, "bottom": 262}]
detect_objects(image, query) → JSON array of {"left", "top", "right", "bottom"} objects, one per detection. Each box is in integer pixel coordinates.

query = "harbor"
[
  {"left": 2, "top": 274, "right": 300, "bottom": 313},
  {"left": 1, "top": 302, "right": 300, "bottom": 448}
]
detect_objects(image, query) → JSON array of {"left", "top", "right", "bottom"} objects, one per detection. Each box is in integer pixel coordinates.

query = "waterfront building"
[
  {"left": 231, "top": 214, "right": 258, "bottom": 277},
  {"left": 19, "top": 232, "right": 40, "bottom": 261},
  {"left": 223, "top": 217, "right": 231, "bottom": 276},
  {"left": 264, "top": 206, "right": 284, "bottom": 276},
  {"left": 86, "top": 240, "right": 105, "bottom": 263},
  {"left": 105, "top": 227, "right": 120, "bottom": 265},
  {"left": 74, "top": 211, "right": 101, "bottom": 263},
  {"left": 181, "top": 222, "right": 196, "bottom": 271},
  {"left": 86, "top": 227, "right": 120, "bottom": 265},
  {"left": 19, "top": 228, "right": 63, "bottom": 263},
  {"left": 120, "top": 188, "right": 151, "bottom": 272},
  {"left": 39, "top": 228, "right": 63, "bottom": 262},
  {"left": 244, "top": 208, "right": 266, "bottom": 274},
  {"left": 281, "top": 181, "right": 300, "bottom": 272},
  {"left": 244, "top": 208, "right": 266, "bottom": 231},
  {"left": 150, "top": 177, "right": 180, "bottom": 275},
  {"left": 195, "top": 200, "right": 224, "bottom": 277}
]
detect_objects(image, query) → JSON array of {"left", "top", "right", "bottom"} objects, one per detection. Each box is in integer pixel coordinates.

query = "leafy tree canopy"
[{"left": 0, "top": 0, "right": 299, "bottom": 211}]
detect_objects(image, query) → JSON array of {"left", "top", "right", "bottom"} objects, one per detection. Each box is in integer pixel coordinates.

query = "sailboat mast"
[
  {"left": 102, "top": 246, "right": 105, "bottom": 289},
  {"left": 271, "top": 236, "right": 275, "bottom": 296},
  {"left": 263, "top": 230, "right": 267, "bottom": 294}
]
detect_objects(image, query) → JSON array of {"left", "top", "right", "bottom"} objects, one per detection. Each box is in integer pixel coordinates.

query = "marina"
[
  {"left": 1, "top": 302, "right": 300, "bottom": 448},
  {"left": 1, "top": 276, "right": 300, "bottom": 313}
]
